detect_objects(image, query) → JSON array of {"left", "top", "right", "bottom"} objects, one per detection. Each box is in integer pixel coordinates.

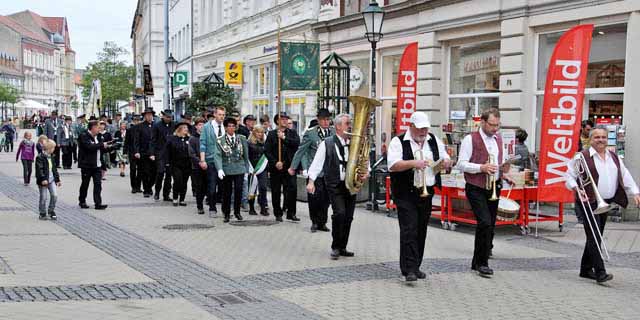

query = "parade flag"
[
  {"left": 248, "top": 155, "right": 268, "bottom": 199},
  {"left": 280, "top": 42, "right": 320, "bottom": 91},
  {"left": 537, "top": 24, "right": 594, "bottom": 202},
  {"left": 396, "top": 42, "right": 418, "bottom": 134}
]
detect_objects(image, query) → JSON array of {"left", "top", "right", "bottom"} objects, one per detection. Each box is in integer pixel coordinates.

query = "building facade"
[
  {"left": 169, "top": 0, "right": 193, "bottom": 116},
  {"left": 131, "top": 0, "right": 167, "bottom": 113},
  {"left": 0, "top": 17, "right": 23, "bottom": 91},
  {"left": 193, "top": 0, "right": 321, "bottom": 134}
]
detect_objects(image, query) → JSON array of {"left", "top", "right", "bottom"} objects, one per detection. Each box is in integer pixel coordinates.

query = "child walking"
[
  {"left": 35, "top": 139, "right": 61, "bottom": 220},
  {"left": 16, "top": 131, "right": 36, "bottom": 185}
]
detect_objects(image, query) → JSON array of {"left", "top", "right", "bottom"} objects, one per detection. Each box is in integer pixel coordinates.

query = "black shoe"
[
  {"left": 223, "top": 216, "right": 230, "bottom": 223},
  {"left": 275, "top": 216, "right": 283, "bottom": 222},
  {"left": 153, "top": 194, "right": 160, "bottom": 201},
  {"left": 179, "top": 202, "right": 187, "bottom": 207},
  {"left": 310, "top": 224, "right": 318, "bottom": 233},
  {"left": 173, "top": 200, "right": 179, "bottom": 207},
  {"left": 197, "top": 209, "right": 205, "bottom": 215},
  {"left": 120, "top": 172, "right": 125, "bottom": 177},
  {"left": 249, "top": 209, "right": 258, "bottom": 216},
  {"left": 405, "top": 273, "right": 418, "bottom": 282},
  {"left": 95, "top": 204, "right": 108, "bottom": 210},
  {"left": 234, "top": 214, "right": 243, "bottom": 221},
  {"left": 143, "top": 193, "right": 151, "bottom": 198},
  {"left": 260, "top": 208, "right": 270, "bottom": 216},
  {"left": 339, "top": 249, "right": 354, "bottom": 257},
  {"left": 39, "top": 215, "right": 47, "bottom": 220},
  {"left": 579, "top": 270, "right": 597, "bottom": 280},
  {"left": 163, "top": 197, "right": 172, "bottom": 202},
  {"left": 416, "top": 270, "right": 427, "bottom": 279},
  {"left": 317, "top": 225, "right": 330, "bottom": 232},
  {"left": 477, "top": 266, "right": 493, "bottom": 278},
  {"left": 79, "top": 203, "right": 90, "bottom": 209},
  {"left": 596, "top": 273, "right": 613, "bottom": 283},
  {"left": 330, "top": 249, "right": 340, "bottom": 260},
  {"left": 131, "top": 190, "right": 137, "bottom": 194},
  {"left": 287, "top": 215, "right": 300, "bottom": 222},
  {"left": 49, "top": 214, "right": 57, "bottom": 220}
]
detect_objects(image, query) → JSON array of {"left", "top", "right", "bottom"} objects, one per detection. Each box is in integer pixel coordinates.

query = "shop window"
[
  {"left": 537, "top": 23, "right": 627, "bottom": 90},
  {"left": 450, "top": 41, "right": 500, "bottom": 94}
]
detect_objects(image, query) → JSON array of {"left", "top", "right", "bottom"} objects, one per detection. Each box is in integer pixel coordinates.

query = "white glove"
[
  {"left": 218, "top": 169, "right": 225, "bottom": 180},
  {"left": 248, "top": 167, "right": 254, "bottom": 175},
  {"left": 302, "top": 170, "right": 308, "bottom": 178}
]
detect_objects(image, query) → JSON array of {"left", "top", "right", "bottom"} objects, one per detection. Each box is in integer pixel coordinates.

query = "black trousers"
[
  {"left": 396, "top": 189, "right": 433, "bottom": 275},
  {"left": 581, "top": 201, "right": 609, "bottom": 275},
  {"left": 466, "top": 183, "right": 501, "bottom": 269},
  {"left": 53, "top": 146, "right": 61, "bottom": 168},
  {"left": 154, "top": 160, "right": 172, "bottom": 198},
  {"left": 171, "top": 165, "right": 191, "bottom": 202},
  {"left": 61, "top": 145, "right": 73, "bottom": 168},
  {"left": 71, "top": 143, "right": 77, "bottom": 162},
  {"left": 139, "top": 156, "right": 156, "bottom": 194},
  {"left": 270, "top": 170, "right": 297, "bottom": 217},
  {"left": 79, "top": 167, "right": 102, "bottom": 205},
  {"left": 191, "top": 167, "right": 208, "bottom": 210},
  {"left": 308, "top": 177, "right": 329, "bottom": 227},
  {"left": 21, "top": 159, "right": 33, "bottom": 184},
  {"left": 222, "top": 174, "right": 243, "bottom": 217},
  {"left": 330, "top": 183, "right": 357, "bottom": 250},
  {"left": 129, "top": 155, "right": 141, "bottom": 191}
]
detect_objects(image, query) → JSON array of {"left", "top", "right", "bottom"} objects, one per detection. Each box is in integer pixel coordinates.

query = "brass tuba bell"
[{"left": 345, "top": 96, "right": 382, "bottom": 195}]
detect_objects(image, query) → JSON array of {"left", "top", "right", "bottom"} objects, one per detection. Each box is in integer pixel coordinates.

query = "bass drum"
[{"left": 497, "top": 197, "right": 520, "bottom": 221}]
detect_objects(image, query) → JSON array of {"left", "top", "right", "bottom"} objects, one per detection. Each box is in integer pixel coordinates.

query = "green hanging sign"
[{"left": 280, "top": 42, "right": 320, "bottom": 91}]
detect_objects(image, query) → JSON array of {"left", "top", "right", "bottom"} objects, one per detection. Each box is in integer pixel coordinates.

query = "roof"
[
  {"left": 7, "top": 11, "right": 73, "bottom": 51},
  {"left": 0, "top": 15, "right": 51, "bottom": 44}
]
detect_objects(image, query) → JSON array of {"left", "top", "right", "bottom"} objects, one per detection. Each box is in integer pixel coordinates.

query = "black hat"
[
  {"left": 89, "top": 115, "right": 98, "bottom": 121},
  {"left": 132, "top": 114, "right": 142, "bottom": 121},
  {"left": 182, "top": 112, "right": 193, "bottom": 120},
  {"left": 51, "top": 110, "right": 58, "bottom": 115},
  {"left": 161, "top": 109, "right": 174, "bottom": 116},
  {"left": 77, "top": 114, "right": 86, "bottom": 119},
  {"left": 141, "top": 107, "right": 155, "bottom": 115},
  {"left": 64, "top": 116, "right": 72, "bottom": 121},
  {"left": 316, "top": 108, "right": 331, "bottom": 119},
  {"left": 273, "top": 112, "right": 289, "bottom": 123},
  {"left": 243, "top": 114, "right": 256, "bottom": 124},
  {"left": 174, "top": 122, "right": 191, "bottom": 131},
  {"left": 223, "top": 117, "right": 237, "bottom": 127}
]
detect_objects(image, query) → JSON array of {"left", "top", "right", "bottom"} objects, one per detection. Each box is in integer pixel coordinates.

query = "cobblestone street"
[{"left": 1, "top": 142, "right": 640, "bottom": 320}]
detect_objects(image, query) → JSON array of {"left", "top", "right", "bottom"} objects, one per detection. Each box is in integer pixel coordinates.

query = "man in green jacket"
[{"left": 199, "top": 106, "right": 225, "bottom": 215}]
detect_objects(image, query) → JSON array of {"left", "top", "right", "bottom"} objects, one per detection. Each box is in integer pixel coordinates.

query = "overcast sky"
[{"left": 2, "top": 0, "right": 136, "bottom": 69}]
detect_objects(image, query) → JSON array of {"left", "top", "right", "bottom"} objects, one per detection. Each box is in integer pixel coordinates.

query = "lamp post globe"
[
  {"left": 165, "top": 53, "right": 178, "bottom": 111},
  {"left": 362, "top": 0, "right": 385, "bottom": 44}
]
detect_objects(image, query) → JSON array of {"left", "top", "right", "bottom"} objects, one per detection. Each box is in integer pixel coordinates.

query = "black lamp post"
[
  {"left": 165, "top": 53, "right": 178, "bottom": 111},
  {"left": 362, "top": 1, "right": 385, "bottom": 211}
]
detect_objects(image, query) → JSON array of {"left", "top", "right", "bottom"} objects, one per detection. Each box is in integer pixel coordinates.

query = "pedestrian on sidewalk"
[
  {"left": 16, "top": 131, "right": 36, "bottom": 185},
  {"left": 151, "top": 109, "right": 175, "bottom": 201},
  {"left": 165, "top": 122, "right": 191, "bottom": 207},
  {"left": 36, "top": 135, "right": 48, "bottom": 154},
  {"left": 57, "top": 116, "right": 75, "bottom": 169},
  {"left": 247, "top": 125, "right": 269, "bottom": 216},
  {"left": 114, "top": 122, "right": 128, "bottom": 177},
  {"left": 133, "top": 108, "right": 157, "bottom": 197},
  {"left": 125, "top": 114, "right": 141, "bottom": 193},
  {"left": 189, "top": 117, "right": 207, "bottom": 215},
  {"left": 1, "top": 119, "right": 16, "bottom": 152},
  {"left": 78, "top": 120, "right": 112, "bottom": 210},
  {"left": 98, "top": 121, "right": 113, "bottom": 180},
  {"left": 35, "top": 139, "right": 61, "bottom": 220}
]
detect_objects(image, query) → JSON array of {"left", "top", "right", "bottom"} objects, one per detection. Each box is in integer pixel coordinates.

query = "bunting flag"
[
  {"left": 537, "top": 24, "right": 594, "bottom": 202},
  {"left": 395, "top": 42, "right": 418, "bottom": 134},
  {"left": 248, "top": 155, "right": 268, "bottom": 199},
  {"left": 280, "top": 42, "right": 320, "bottom": 91}
]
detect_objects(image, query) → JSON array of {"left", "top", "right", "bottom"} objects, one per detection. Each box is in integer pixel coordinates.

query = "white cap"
[{"left": 409, "top": 112, "right": 431, "bottom": 129}]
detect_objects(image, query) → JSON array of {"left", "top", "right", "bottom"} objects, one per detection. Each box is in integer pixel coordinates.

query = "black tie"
[{"left": 217, "top": 125, "right": 222, "bottom": 137}]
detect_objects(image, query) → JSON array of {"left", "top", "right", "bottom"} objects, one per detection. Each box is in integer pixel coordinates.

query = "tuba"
[{"left": 345, "top": 96, "right": 381, "bottom": 195}]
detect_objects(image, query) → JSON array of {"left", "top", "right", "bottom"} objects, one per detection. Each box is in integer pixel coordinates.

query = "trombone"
[
  {"left": 414, "top": 150, "right": 430, "bottom": 197},
  {"left": 573, "top": 152, "right": 611, "bottom": 262},
  {"left": 486, "top": 154, "right": 499, "bottom": 201}
]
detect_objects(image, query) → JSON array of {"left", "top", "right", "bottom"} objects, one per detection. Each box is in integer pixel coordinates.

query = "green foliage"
[
  {"left": 0, "top": 82, "right": 19, "bottom": 104},
  {"left": 81, "top": 41, "right": 135, "bottom": 112},
  {"left": 70, "top": 100, "right": 80, "bottom": 109},
  {"left": 185, "top": 82, "right": 238, "bottom": 115}
]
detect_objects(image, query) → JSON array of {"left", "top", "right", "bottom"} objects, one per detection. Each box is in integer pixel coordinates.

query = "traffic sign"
[{"left": 173, "top": 71, "right": 188, "bottom": 86}]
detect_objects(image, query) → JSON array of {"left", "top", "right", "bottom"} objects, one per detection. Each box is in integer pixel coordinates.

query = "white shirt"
[
  {"left": 92, "top": 135, "right": 102, "bottom": 168},
  {"left": 63, "top": 124, "right": 70, "bottom": 139},
  {"left": 308, "top": 134, "right": 350, "bottom": 182},
  {"left": 211, "top": 120, "right": 223, "bottom": 138},
  {"left": 565, "top": 147, "right": 639, "bottom": 199},
  {"left": 388, "top": 131, "right": 450, "bottom": 186},
  {"left": 457, "top": 129, "right": 505, "bottom": 179}
]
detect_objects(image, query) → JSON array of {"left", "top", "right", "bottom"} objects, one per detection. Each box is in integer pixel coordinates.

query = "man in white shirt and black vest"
[
  {"left": 458, "top": 108, "right": 513, "bottom": 278},
  {"left": 388, "top": 112, "right": 451, "bottom": 282},
  {"left": 307, "top": 114, "right": 367, "bottom": 260},
  {"left": 565, "top": 127, "right": 640, "bottom": 283}
]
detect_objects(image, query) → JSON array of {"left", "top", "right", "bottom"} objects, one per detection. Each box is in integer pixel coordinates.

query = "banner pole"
[
  {"left": 535, "top": 200, "right": 540, "bottom": 238},
  {"left": 276, "top": 16, "right": 282, "bottom": 163}
]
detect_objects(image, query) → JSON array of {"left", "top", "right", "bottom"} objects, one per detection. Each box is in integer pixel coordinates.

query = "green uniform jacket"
[
  {"left": 214, "top": 134, "right": 251, "bottom": 176},
  {"left": 290, "top": 125, "right": 335, "bottom": 172}
]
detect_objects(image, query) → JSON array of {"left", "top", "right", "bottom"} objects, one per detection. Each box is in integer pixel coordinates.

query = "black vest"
[
  {"left": 322, "top": 136, "right": 348, "bottom": 191},
  {"left": 389, "top": 132, "right": 441, "bottom": 198}
]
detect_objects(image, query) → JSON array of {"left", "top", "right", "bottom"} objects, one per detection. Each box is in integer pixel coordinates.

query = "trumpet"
[
  {"left": 487, "top": 154, "right": 498, "bottom": 201},
  {"left": 414, "top": 150, "right": 430, "bottom": 197},
  {"left": 573, "top": 152, "right": 611, "bottom": 261}
]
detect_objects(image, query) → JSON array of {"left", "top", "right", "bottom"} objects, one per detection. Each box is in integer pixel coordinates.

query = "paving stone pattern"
[{"left": 0, "top": 282, "right": 177, "bottom": 302}]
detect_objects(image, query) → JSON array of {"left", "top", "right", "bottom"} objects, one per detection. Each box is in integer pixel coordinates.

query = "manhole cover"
[
  {"left": 229, "top": 220, "right": 280, "bottom": 226},
  {"left": 162, "top": 224, "right": 215, "bottom": 230},
  {"left": 205, "top": 291, "right": 261, "bottom": 306}
]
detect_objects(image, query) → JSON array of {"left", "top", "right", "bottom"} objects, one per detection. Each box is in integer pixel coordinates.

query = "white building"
[
  {"left": 193, "top": 0, "right": 321, "bottom": 134},
  {"left": 131, "top": 0, "right": 167, "bottom": 113},
  {"left": 169, "top": 0, "right": 193, "bottom": 116}
]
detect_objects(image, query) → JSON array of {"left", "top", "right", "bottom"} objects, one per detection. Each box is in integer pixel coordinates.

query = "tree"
[
  {"left": 0, "top": 82, "right": 19, "bottom": 120},
  {"left": 82, "top": 41, "right": 135, "bottom": 115},
  {"left": 185, "top": 82, "right": 238, "bottom": 116}
]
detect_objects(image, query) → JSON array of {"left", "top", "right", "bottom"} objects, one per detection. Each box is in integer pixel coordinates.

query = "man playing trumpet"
[
  {"left": 565, "top": 127, "right": 640, "bottom": 283},
  {"left": 458, "top": 108, "right": 513, "bottom": 278},
  {"left": 388, "top": 112, "right": 451, "bottom": 282}
]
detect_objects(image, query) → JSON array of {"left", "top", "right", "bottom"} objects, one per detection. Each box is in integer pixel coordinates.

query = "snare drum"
[{"left": 497, "top": 197, "right": 520, "bottom": 221}]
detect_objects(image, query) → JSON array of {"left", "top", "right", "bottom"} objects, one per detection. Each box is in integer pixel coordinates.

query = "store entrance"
[{"left": 587, "top": 94, "right": 623, "bottom": 125}]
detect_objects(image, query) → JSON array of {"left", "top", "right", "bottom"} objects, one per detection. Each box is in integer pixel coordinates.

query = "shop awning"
[{"left": 14, "top": 99, "right": 50, "bottom": 110}]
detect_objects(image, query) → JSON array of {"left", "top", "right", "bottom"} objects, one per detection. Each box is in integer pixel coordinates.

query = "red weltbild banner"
[
  {"left": 395, "top": 42, "right": 418, "bottom": 134},
  {"left": 538, "top": 24, "right": 594, "bottom": 203}
]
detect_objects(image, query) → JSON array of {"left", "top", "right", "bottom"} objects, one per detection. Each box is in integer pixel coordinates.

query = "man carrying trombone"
[
  {"left": 388, "top": 112, "right": 451, "bottom": 282},
  {"left": 458, "top": 108, "right": 512, "bottom": 278},
  {"left": 565, "top": 127, "right": 640, "bottom": 283}
]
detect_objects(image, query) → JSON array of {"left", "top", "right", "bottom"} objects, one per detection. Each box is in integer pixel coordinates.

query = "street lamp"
[
  {"left": 165, "top": 53, "right": 178, "bottom": 111},
  {"left": 362, "top": 1, "right": 385, "bottom": 211}
]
